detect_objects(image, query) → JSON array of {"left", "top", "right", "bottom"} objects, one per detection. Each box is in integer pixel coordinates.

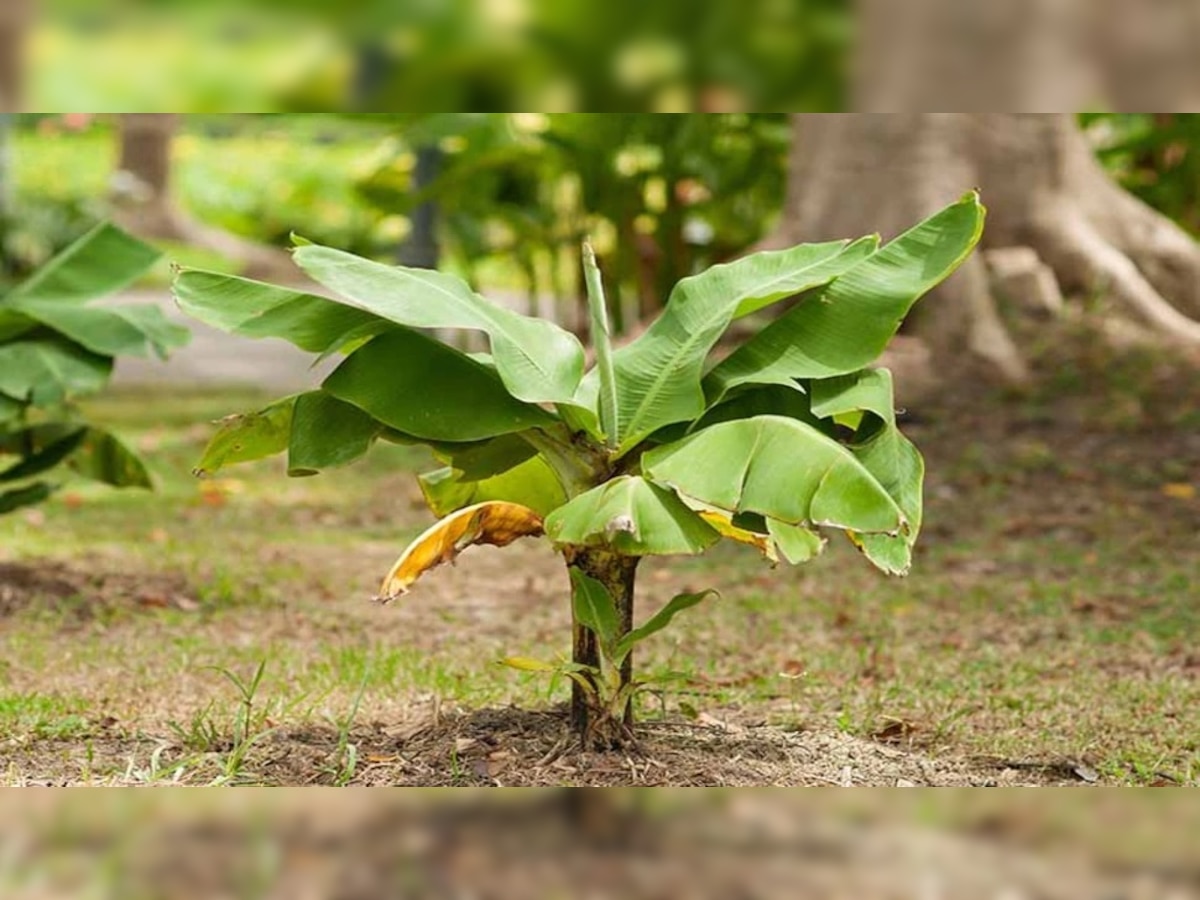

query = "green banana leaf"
[
  {"left": 705, "top": 192, "right": 984, "bottom": 405},
  {"left": 545, "top": 475, "right": 719, "bottom": 556},
  {"left": 608, "top": 236, "right": 878, "bottom": 453},
  {"left": 643, "top": 415, "right": 904, "bottom": 535},
  {"left": 294, "top": 244, "right": 586, "bottom": 407},
  {"left": 322, "top": 329, "right": 555, "bottom": 442}
]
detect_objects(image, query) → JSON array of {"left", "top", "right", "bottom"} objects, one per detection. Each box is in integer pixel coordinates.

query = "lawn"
[{"left": 0, "top": 336, "right": 1197, "bottom": 786}]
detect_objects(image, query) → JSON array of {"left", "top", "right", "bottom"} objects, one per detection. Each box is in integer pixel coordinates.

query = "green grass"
[
  {"left": 0, "top": 374, "right": 1197, "bottom": 785},
  {"left": 0, "top": 693, "right": 91, "bottom": 741}
]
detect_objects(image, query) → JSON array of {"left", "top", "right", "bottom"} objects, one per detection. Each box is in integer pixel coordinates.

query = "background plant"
[
  {"left": 0, "top": 222, "right": 188, "bottom": 514},
  {"left": 354, "top": 113, "right": 791, "bottom": 329},
  {"left": 176, "top": 192, "right": 983, "bottom": 748},
  {"left": 1082, "top": 113, "right": 1200, "bottom": 237},
  {"left": 5, "top": 114, "right": 791, "bottom": 310},
  {"left": 10, "top": 113, "right": 1200, "bottom": 324}
]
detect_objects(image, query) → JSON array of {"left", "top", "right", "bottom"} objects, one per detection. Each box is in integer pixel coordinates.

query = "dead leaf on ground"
[
  {"left": 872, "top": 717, "right": 922, "bottom": 744},
  {"left": 1161, "top": 482, "right": 1195, "bottom": 500},
  {"left": 779, "top": 659, "right": 806, "bottom": 678},
  {"left": 377, "top": 502, "right": 544, "bottom": 601},
  {"left": 697, "top": 713, "right": 746, "bottom": 734}
]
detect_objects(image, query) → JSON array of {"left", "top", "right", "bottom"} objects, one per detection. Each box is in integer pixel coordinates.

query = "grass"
[
  {"left": 0, "top": 693, "right": 91, "bottom": 741},
  {"left": 0, "top": 343, "right": 1197, "bottom": 784}
]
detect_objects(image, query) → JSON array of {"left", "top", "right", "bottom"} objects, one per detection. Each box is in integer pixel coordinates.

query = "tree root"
[
  {"left": 770, "top": 114, "right": 1200, "bottom": 387},
  {"left": 957, "top": 254, "right": 1033, "bottom": 384},
  {"left": 1083, "top": 181, "right": 1200, "bottom": 320},
  {"left": 1035, "top": 208, "right": 1200, "bottom": 347}
]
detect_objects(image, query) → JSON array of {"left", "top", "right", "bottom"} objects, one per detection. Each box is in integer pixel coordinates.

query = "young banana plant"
[{"left": 176, "top": 192, "right": 985, "bottom": 748}]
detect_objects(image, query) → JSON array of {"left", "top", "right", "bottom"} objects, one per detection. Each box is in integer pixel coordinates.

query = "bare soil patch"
[
  {"left": 8, "top": 705, "right": 1078, "bottom": 787},
  {"left": 0, "top": 560, "right": 196, "bottom": 622},
  {"left": 303, "top": 706, "right": 1080, "bottom": 787}
]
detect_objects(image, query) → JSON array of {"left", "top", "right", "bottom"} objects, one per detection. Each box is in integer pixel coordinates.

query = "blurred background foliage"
[
  {"left": 1, "top": 113, "right": 792, "bottom": 327},
  {"left": 2, "top": 112, "right": 1198, "bottom": 328},
  {"left": 1080, "top": 113, "right": 1200, "bottom": 237},
  {"left": 28, "top": 0, "right": 850, "bottom": 113}
]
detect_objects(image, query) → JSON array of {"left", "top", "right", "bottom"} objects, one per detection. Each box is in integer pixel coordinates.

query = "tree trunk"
[
  {"left": 563, "top": 545, "right": 638, "bottom": 749},
  {"left": 114, "top": 114, "right": 183, "bottom": 240},
  {"left": 0, "top": 0, "right": 31, "bottom": 112},
  {"left": 0, "top": 114, "right": 11, "bottom": 281},
  {"left": 770, "top": 113, "right": 1200, "bottom": 385},
  {"left": 397, "top": 145, "right": 441, "bottom": 268},
  {"left": 854, "top": 0, "right": 1200, "bottom": 112},
  {"left": 112, "top": 115, "right": 294, "bottom": 280}
]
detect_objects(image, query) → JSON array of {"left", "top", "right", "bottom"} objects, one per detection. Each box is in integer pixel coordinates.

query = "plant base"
[{"left": 563, "top": 545, "right": 639, "bottom": 749}]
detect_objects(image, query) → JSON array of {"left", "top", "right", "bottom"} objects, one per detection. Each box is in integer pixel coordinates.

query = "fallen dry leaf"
[
  {"left": 377, "top": 501, "right": 544, "bottom": 601},
  {"left": 198, "top": 478, "right": 246, "bottom": 508},
  {"left": 873, "top": 717, "right": 921, "bottom": 744},
  {"left": 780, "top": 659, "right": 807, "bottom": 678},
  {"left": 1161, "top": 482, "right": 1195, "bottom": 500},
  {"left": 173, "top": 595, "right": 200, "bottom": 612}
]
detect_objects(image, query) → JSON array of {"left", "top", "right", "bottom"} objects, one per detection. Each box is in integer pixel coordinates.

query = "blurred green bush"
[
  {"left": 1083, "top": 113, "right": 1200, "bottom": 237},
  {"left": 7, "top": 115, "right": 792, "bottom": 322},
  {"left": 0, "top": 222, "right": 188, "bottom": 514},
  {"left": 6, "top": 114, "right": 1197, "bottom": 326},
  {"left": 7, "top": 118, "right": 394, "bottom": 273}
]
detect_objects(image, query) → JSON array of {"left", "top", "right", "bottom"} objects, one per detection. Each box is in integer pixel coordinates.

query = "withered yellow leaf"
[
  {"left": 377, "top": 501, "right": 544, "bottom": 602},
  {"left": 699, "top": 510, "right": 777, "bottom": 563},
  {"left": 1162, "top": 482, "right": 1195, "bottom": 500}
]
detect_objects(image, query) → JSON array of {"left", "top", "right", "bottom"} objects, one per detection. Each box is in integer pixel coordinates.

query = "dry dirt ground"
[{"left": 0, "top": 553, "right": 1072, "bottom": 788}]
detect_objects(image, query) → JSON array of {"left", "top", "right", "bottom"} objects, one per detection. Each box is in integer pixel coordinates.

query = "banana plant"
[
  {"left": 0, "top": 222, "right": 188, "bottom": 514},
  {"left": 175, "top": 192, "right": 984, "bottom": 748}
]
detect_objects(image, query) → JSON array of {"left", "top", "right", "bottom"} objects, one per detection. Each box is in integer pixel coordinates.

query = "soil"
[
  {"left": 0, "top": 560, "right": 197, "bottom": 621},
  {"left": 0, "top": 551, "right": 1084, "bottom": 787},
  {"left": 6, "top": 703, "right": 1084, "bottom": 788},
  {"left": 292, "top": 704, "right": 1086, "bottom": 786}
]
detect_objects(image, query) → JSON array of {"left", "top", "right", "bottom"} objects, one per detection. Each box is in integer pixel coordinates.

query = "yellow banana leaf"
[
  {"left": 377, "top": 501, "right": 544, "bottom": 602},
  {"left": 698, "top": 510, "right": 778, "bottom": 563}
]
